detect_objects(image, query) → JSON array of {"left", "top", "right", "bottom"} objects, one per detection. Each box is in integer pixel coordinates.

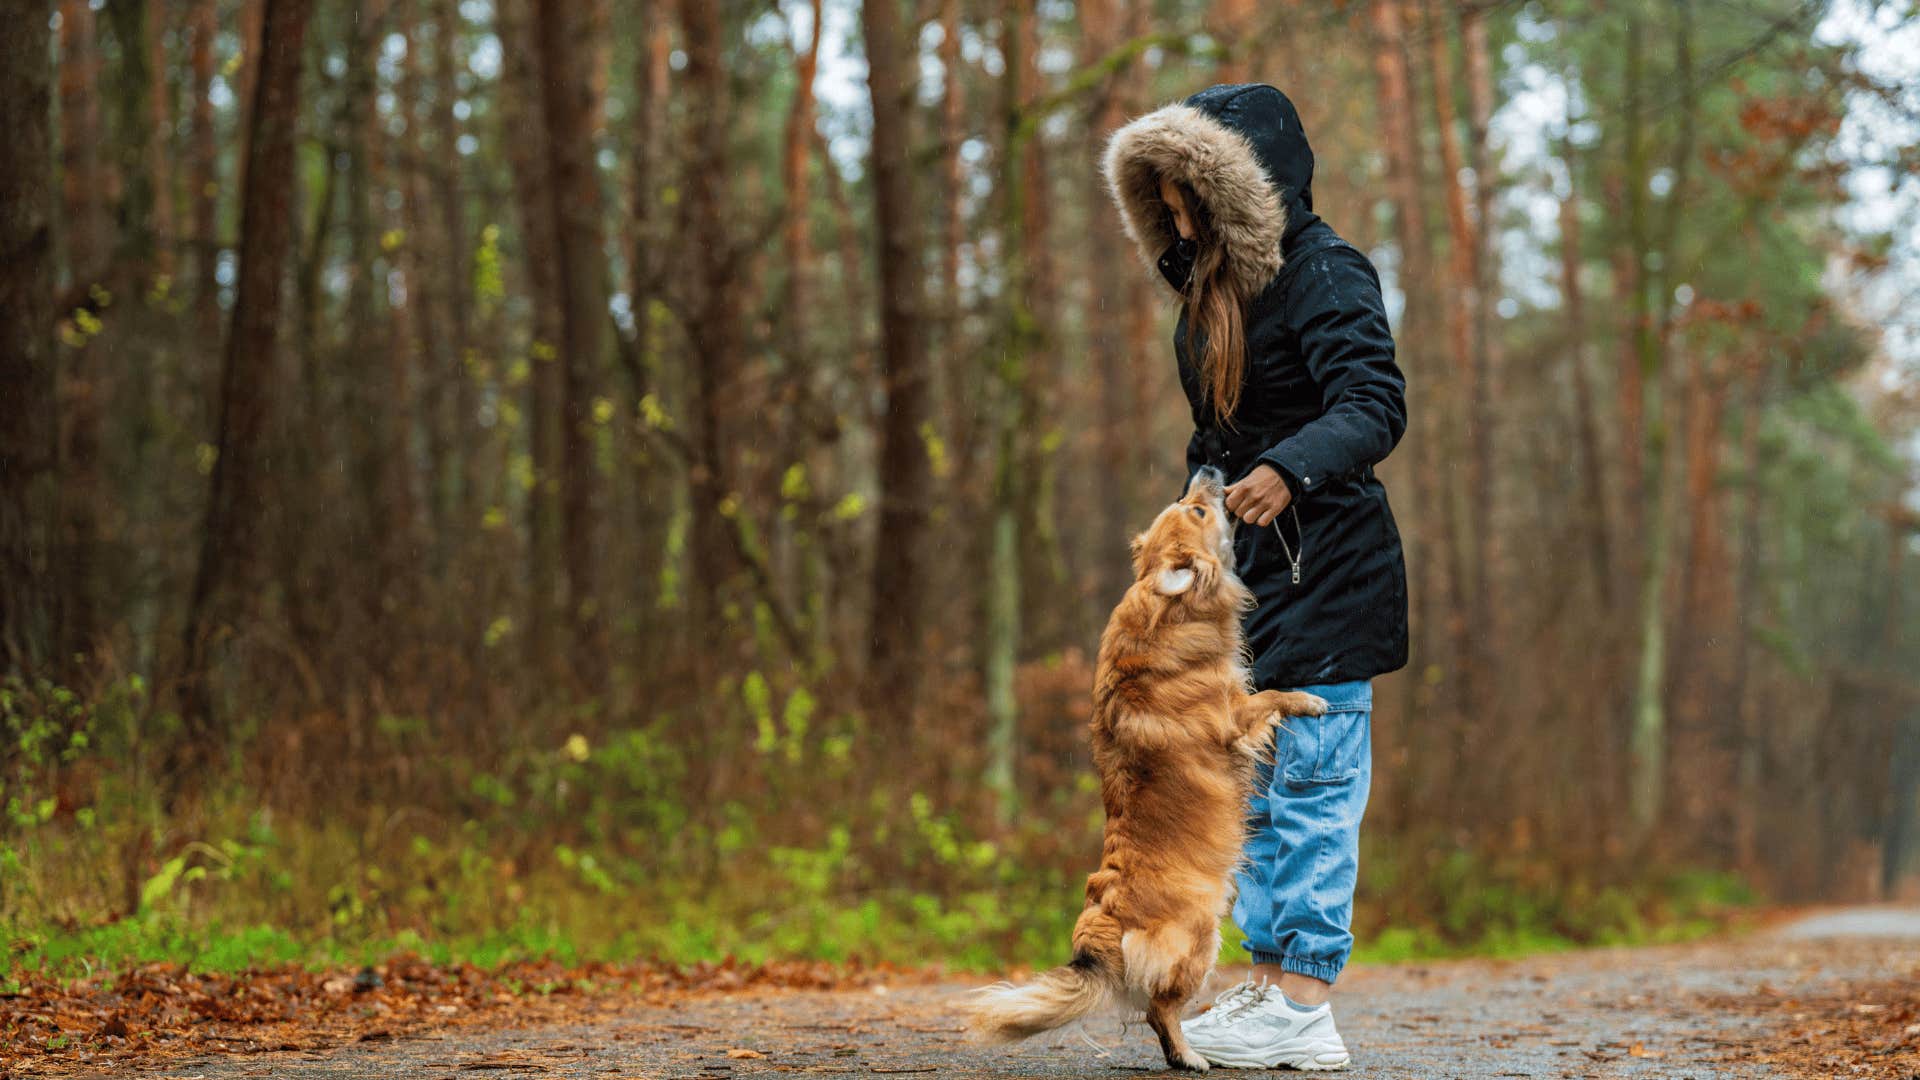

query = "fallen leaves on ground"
[
  {"left": 1703, "top": 972, "right": 1920, "bottom": 1080},
  {"left": 0, "top": 954, "right": 925, "bottom": 1076}
]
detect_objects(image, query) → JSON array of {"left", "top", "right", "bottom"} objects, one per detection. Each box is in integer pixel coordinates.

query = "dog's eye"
[{"left": 1189, "top": 506, "right": 1206, "bottom": 518}]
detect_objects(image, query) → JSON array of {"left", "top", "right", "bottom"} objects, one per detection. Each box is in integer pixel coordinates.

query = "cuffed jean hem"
[{"left": 1249, "top": 950, "right": 1346, "bottom": 984}]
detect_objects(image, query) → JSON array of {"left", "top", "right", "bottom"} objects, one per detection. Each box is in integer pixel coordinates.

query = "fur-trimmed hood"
[{"left": 1102, "top": 84, "right": 1319, "bottom": 297}]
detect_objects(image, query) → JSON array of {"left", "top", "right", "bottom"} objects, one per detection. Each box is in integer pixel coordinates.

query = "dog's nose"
[{"left": 1188, "top": 467, "right": 1225, "bottom": 496}]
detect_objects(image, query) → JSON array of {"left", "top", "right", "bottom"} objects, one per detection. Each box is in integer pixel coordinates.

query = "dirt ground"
[{"left": 15, "top": 907, "right": 1919, "bottom": 1079}]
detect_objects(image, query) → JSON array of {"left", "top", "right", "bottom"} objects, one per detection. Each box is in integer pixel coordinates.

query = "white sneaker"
[
  {"left": 1182, "top": 985, "right": 1351, "bottom": 1070},
  {"left": 1181, "top": 979, "right": 1266, "bottom": 1034}
]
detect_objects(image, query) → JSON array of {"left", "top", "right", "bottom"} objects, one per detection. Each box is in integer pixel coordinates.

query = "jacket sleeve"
[{"left": 1255, "top": 245, "right": 1407, "bottom": 500}]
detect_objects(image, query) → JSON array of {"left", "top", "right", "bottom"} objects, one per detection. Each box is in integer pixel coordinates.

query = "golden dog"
[{"left": 967, "top": 467, "right": 1327, "bottom": 1071}]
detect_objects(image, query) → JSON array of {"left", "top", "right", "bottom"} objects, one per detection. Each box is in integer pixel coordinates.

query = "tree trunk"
[
  {"left": 1628, "top": 439, "right": 1674, "bottom": 841},
  {"left": 57, "top": 0, "right": 112, "bottom": 668},
  {"left": 1369, "top": 0, "right": 1452, "bottom": 733},
  {"left": 861, "top": 0, "right": 933, "bottom": 715},
  {"left": 1616, "top": 17, "right": 1652, "bottom": 543},
  {"left": 339, "top": 0, "right": 389, "bottom": 660},
  {"left": 1461, "top": 4, "right": 1502, "bottom": 621},
  {"left": 105, "top": 0, "right": 156, "bottom": 274},
  {"left": 937, "top": 0, "right": 965, "bottom": 333},
  {"left": 60, "top": 0, "right": 111, "bottom": 279},
  {"left": 395, "top": 9, "right": 457, "bottom": 546},
  {"left": 981, "top": 0, "right": 1044, "bottom": 823},
  {"left": 178, "top": 0, "right": 314, "bottom": 773},
  {"left": 500, "top": 0, "right": 564, "bottom": 674},
  {"left": 430, "top": 0, "right": 476, "bottom": 528},
  {"left": 1085, "top": 0, "right": 1135, "bottom": 595},
  {"left": 1557, "top": 132, "right": 1613, "bottom": 606},
  {"left": 283, "top": 87, "right": 342, "bottom": 673},
  {"left": 630, "top": 0, "right": 670, "bottom": 305},
  {"left": 934, "top": 0, "right": 970, "bottom": 515},
  {"left": 1010, "top": 0, "right": 1066, "bottom": 656},
  {"left": 534, "top": 0, "right": 610, "bottom": 693},
  {"left": 0, "top": 0, "right": 58, "bottom": 673},
  {"left": 188, "top": 0, "right": 220, "bottom": 339},
  {"left": 147, "top": 0, "right": 174, "bottom": 278},
  {"left": 678, "top": 0, "right": 742, "bottom": 679},
  {"left": 236, "top": 0, "right": 264, "bottom": 167},
  {"left": 1422, "top": 0, "right": 1492, "bottom": 662},
  {"left": 624, "top": 0, "right": 675, "bottom": 641},
  {"left": 1669, "top": 354, "right": 1731, "bottom": 851},
  {"left": 783, "top": 0, "right": 821, "bottom": 354},
  {"left": 1118, "top": 0, "right": 1157, "bottom": 523},
  {"left": 1729, "top": 362, "right": 1767, "bottom": 870},
  {"left": 1624, "top": 4, "right": 1694, "bottom": 845},
  {"left": 769, "top": 0, "right": 822, "bottom": 626},
  {"left": 360, "top": 0, "right": 424, "bottom": 626}
]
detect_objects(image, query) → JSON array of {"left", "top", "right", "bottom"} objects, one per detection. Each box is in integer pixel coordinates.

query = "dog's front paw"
[{"left": 1272, "top": 691, "right": 1328, "bottom": 718}]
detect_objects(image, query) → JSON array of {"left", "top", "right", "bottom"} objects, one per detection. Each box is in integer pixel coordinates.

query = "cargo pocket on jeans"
[{"left": 1280, "top": 702, "right": 1369, "bottom": 787}]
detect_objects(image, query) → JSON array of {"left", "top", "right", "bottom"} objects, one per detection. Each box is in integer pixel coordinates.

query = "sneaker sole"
[{"left": 1200, "top": 1043, "right": 1351, "bottom": 1071}]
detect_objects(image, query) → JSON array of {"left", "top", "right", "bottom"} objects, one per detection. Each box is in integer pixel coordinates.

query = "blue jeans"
[{"left": 1232, "top": 679, "right": 1372, "bottom": 983}]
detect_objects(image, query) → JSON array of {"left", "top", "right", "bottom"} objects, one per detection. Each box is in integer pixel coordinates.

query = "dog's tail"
[
  {"left": 966, "top": 955, "right": 1114, "bottom": 1042},
  {"left": 966, "top": 910, "right": 1122, "bottom": 1042}
]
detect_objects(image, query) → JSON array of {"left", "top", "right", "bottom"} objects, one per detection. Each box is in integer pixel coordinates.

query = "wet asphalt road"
[{"left": 117, "top": 908, "right": 1919, "bottom": 1079}]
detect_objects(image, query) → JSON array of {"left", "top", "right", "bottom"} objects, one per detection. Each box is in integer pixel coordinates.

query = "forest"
[{"left": 1, "top": 0, "right": 1917, "bottom": 970}]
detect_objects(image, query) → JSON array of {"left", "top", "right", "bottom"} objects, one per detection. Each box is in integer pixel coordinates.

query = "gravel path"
[{"left": 128, "top": 908, "right": 1919, "bottom": 1079}]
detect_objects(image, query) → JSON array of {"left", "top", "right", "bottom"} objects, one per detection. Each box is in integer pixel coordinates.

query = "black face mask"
[{"left": 1158, "top": 235, "right": 1198, "bottom": 293}]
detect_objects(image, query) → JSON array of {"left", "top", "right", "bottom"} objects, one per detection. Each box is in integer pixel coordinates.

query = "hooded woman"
[{"left": 1102, "top": 84, "right": 1409, "bottom": 1070}]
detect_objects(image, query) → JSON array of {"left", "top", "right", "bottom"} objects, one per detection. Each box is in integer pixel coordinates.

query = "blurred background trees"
[{"left": 1, "top": 0, "right": 1916, "bottom": 960}]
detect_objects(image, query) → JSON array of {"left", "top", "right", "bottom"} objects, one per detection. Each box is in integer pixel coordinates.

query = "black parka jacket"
[{"left": 1103, "top": 83, "right": 1409, "bottom": 690}]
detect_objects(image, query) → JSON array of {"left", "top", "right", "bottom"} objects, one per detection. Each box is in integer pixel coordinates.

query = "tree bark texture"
[
  {"left": 179, "top": 0, "right": 314, "bottom": 762},
  {"left": 534, "top": 0, "right": 611, "bottom": 692},
  {"left": 861, "top": 0, "right": 933, "bottom": 715},
  {"left": 0, "top": 0, "right": 59, "bottom": 672}
]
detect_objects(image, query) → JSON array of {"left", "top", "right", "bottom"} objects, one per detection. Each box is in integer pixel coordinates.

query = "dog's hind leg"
[{"left": 1146, "top": 993, "right": 1209, "bottom": 1072}]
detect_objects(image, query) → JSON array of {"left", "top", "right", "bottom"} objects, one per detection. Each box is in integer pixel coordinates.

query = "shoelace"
[{"left": 1206, "top": 981, "right": 1272, "bottom": 1026}]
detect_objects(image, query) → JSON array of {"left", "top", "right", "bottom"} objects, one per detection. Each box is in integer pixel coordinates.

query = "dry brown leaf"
[{"left": 726, "top": 1048, "right": 767, "bottom": 1059}]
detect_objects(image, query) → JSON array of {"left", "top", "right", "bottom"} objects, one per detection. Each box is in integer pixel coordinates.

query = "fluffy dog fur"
[{"left": 966, "top": 469, "right": 1326, "bottom": 1071}]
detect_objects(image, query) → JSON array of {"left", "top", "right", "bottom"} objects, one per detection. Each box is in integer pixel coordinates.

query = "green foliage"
[
  {"left": 0, "top": 673, "right": 1759, "bottom": 984},
  {"left": 2, "top": 675, "right": 142, "bottom": 915},
  {"left": 1349, "top": 842, "right": 1756, "bottom": 962},
  {"left": 474, "top": 223, "right": 506, "bottom": 311}
]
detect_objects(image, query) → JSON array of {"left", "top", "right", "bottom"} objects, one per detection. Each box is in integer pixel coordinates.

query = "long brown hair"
[{"left": 1172, "top": 182, "right": 1249, "bottom": 423}]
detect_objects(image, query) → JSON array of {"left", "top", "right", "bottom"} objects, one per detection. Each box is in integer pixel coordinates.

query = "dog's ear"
[
  {"left": 1153, "top": 541, "right": 1223, "bottom": 597},
  {"left": 1167, "top": 545, "right": 1225, "bottom": 598}
]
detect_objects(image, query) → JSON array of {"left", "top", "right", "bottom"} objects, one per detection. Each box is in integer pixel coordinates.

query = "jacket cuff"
[{"left": 1257, "top": 439, "right": 1320, "bottom": 502}]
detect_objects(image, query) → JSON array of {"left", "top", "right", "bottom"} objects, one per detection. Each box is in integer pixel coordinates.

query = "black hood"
[{"left": 1183, "top": 83, "right": 1321, "bottom": 249}]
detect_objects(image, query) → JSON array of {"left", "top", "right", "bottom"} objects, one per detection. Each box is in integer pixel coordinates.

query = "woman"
[{"left": 1101, "top": 84, "right": 1409, "bottom": 1070}]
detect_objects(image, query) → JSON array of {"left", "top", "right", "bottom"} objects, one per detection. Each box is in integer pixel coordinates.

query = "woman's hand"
[{"left": 1224, "top": 465, "right": 1292, "bottom": 526}]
